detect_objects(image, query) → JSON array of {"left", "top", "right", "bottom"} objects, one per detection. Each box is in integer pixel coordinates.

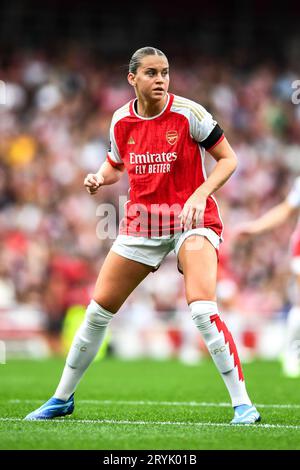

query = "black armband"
[{"left": 201, "top": 124, "right": 224, "bottom": 150}]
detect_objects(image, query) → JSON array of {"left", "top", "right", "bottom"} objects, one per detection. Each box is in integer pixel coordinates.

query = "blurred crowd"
[{"left": 1, "top": 47, "right": 300, "bottom": 355}]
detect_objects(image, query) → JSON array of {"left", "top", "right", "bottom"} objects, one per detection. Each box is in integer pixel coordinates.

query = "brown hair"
[{"left": 129, "top": 47, "right": 167, "bottom": 74}]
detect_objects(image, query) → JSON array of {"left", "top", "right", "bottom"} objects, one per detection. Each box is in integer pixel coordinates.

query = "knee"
[
  {"left": 185, "top": 276, "right": 216, "bottom": 306},
  {"left": 186, "top": 287, "right": 216, "bottom": 305},
  {"left": 92, "top": 294, "right": 120, "bottom": 314}
]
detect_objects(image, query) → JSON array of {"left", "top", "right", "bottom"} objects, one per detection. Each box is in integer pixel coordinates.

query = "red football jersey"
[{"left": 106, "top": 93, "right": 224, "bottom": 237}]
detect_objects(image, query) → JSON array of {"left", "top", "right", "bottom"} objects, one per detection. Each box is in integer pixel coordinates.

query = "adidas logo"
[{"left": 128, "top": 136, "right": 135, "bottom": 145}]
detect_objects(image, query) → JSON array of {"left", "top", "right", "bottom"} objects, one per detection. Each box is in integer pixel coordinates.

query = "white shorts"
[{"left": 111, "top": 228, "right": 221, "bottom": 273}]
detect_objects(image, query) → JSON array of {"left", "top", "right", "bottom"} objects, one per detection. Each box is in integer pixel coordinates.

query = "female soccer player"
[
  {"left": 236, "top": 177, "right": 300, "bottom": 377},
  {"left": 25, "top": 47, "right": 260, "bottom": 424}
]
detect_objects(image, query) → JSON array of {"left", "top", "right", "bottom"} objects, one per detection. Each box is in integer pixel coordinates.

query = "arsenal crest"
[{"left": 166, "top": 130, "right": 178, "bottom": 145}]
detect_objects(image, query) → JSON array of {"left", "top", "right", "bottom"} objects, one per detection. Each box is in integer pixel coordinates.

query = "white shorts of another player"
[{"left": 111, "top": 227, "right": 221, "bottom": 273}]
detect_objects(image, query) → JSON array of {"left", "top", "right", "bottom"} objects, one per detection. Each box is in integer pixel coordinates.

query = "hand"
[
  {"left": 179, "top": 190, "right": 207, "bottom": 231},
  {"left": 232, "top": 221, "right": 257, "bottom": 240},
  {"left": 84, "top": 173, "right": 104, "bottom": 195}
]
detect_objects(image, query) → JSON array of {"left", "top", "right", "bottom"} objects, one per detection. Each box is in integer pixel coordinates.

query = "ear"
[{"left": 127, "top": 72, "right": 136, "bottom": 87}]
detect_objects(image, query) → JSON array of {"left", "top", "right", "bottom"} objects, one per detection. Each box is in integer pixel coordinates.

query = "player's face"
[{"left": 128, "top": 55, "right": 169, "bottom": 102}]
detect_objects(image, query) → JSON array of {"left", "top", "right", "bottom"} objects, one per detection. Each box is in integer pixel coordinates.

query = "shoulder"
[
  {"left": 171, "top": 94, "right": 210, "bottom": 122},
  {"left": 111, "top": 101, "right": 132, "bottom": 127}
]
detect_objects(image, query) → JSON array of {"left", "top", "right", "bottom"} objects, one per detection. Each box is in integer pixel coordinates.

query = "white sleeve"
[
  {"left": 287, "top": 178, "right": 300, "bottom": 208},
  {"left": 189, "top": 102, "right": 218, "bottom": 143},
  {"left": 107, "top": 118, "right": 123, "bottom": 166}
]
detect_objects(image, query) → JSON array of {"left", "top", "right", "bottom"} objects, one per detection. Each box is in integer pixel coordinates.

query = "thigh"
[
  {"left": 178, "top": 235, "right": 218, "bottom": 304},
  {"left": 93, "top": 250, "right": 154, "bottom": 313}
]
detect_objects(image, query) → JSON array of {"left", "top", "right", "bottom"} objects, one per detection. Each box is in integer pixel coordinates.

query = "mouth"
[{"left": 153, "top": 88, "right": 164, "bottom": 92}]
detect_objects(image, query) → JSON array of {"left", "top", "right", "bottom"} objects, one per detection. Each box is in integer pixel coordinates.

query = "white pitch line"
[
  {"left": 1, "top": 417, "right": 300, "bottom": 430},
  {"left": 6, "top": 399, "right": 300, "bottom": 409}
]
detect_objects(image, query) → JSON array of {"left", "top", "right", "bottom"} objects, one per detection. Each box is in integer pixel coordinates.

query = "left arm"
[{"left": 179, "top": 137, "right": 237, "bottom": 230}]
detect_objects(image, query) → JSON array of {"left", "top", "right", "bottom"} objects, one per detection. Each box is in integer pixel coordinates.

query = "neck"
[{"left": 136, "top": 94, "right": 168, "bottom": 117}]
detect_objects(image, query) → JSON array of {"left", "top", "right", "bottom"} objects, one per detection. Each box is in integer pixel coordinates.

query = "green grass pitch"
[{"left": 0, "top": 357, "right": 300, "bottom": 450}]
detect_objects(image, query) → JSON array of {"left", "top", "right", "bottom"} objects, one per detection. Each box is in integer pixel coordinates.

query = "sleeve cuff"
[{"left": 106, "top": 154, "right": 124, "bottom": 168}]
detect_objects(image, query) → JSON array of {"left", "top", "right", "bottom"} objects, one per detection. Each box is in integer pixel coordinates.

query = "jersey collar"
[{"left": 130, "top": 93, "right": 174, "bottom": 120}]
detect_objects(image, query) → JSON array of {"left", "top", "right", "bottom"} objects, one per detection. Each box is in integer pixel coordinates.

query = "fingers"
[
  {"left": 86, "top": 186, "right": 98, "bottom": 195},
  {"left": 84, "top": 174, "right": 103, "bottom": 195},
  {"left": 185, "top": 207, "right": 195, "bottom": 230},
  {"left": 194, "top": 205, "right": 204, "bottom": 227},
  {"left": 179, "top": 206, "right": 190, "bottom": 230},
  {"left": 84, "top": 174, "right": 100, "bottom": 187},
  {"left": 179, "top": 205, "right": 204, "bottom": 231}
]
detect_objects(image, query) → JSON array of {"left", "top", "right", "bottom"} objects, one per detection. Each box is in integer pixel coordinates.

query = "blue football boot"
[
  {"left": 24, "top": 394, "right": 74, "bottom": 421},
  {"left": 231, "top": 404, "right": 261, "bottom": 425}
]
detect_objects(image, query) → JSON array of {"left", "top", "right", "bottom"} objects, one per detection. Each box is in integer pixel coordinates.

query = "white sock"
[
  {"left": 54, "top": 299, "right": 114, "bottom": 401},
  {"left": 190, "top": 300, "right": 251, "bottom": 407},
  {"left": 285, "top": 306, "right": 300, "bottom": 355}
]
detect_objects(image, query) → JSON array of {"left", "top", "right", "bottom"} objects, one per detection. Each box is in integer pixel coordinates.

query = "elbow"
[
  {"left": 114, "top": 165, "right": 124, "bottom": 178},
  {"left": 230, "top": 152, "right": 238, "bottom": 174}
]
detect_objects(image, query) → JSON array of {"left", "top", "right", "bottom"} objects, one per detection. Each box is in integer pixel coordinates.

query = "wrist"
[
  {"left": 96, "top": 172, "right": 105, "bottom": 183},
  {"left": 195, "top": 186, "right": 210, "bottom": 199}
]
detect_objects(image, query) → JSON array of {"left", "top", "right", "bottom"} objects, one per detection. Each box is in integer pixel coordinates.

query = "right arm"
[
  {"left": 237, "top": 200, "right": 298, "bottom": 236},
  {"left": 84, "top": 112, "right": 126, "bottom": 194},
  {"left": 85, "top": 110, "right": 126, "bottom": 195},
  {"left": 84, "top": 160, "right": 125, "bottom": 195}
]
